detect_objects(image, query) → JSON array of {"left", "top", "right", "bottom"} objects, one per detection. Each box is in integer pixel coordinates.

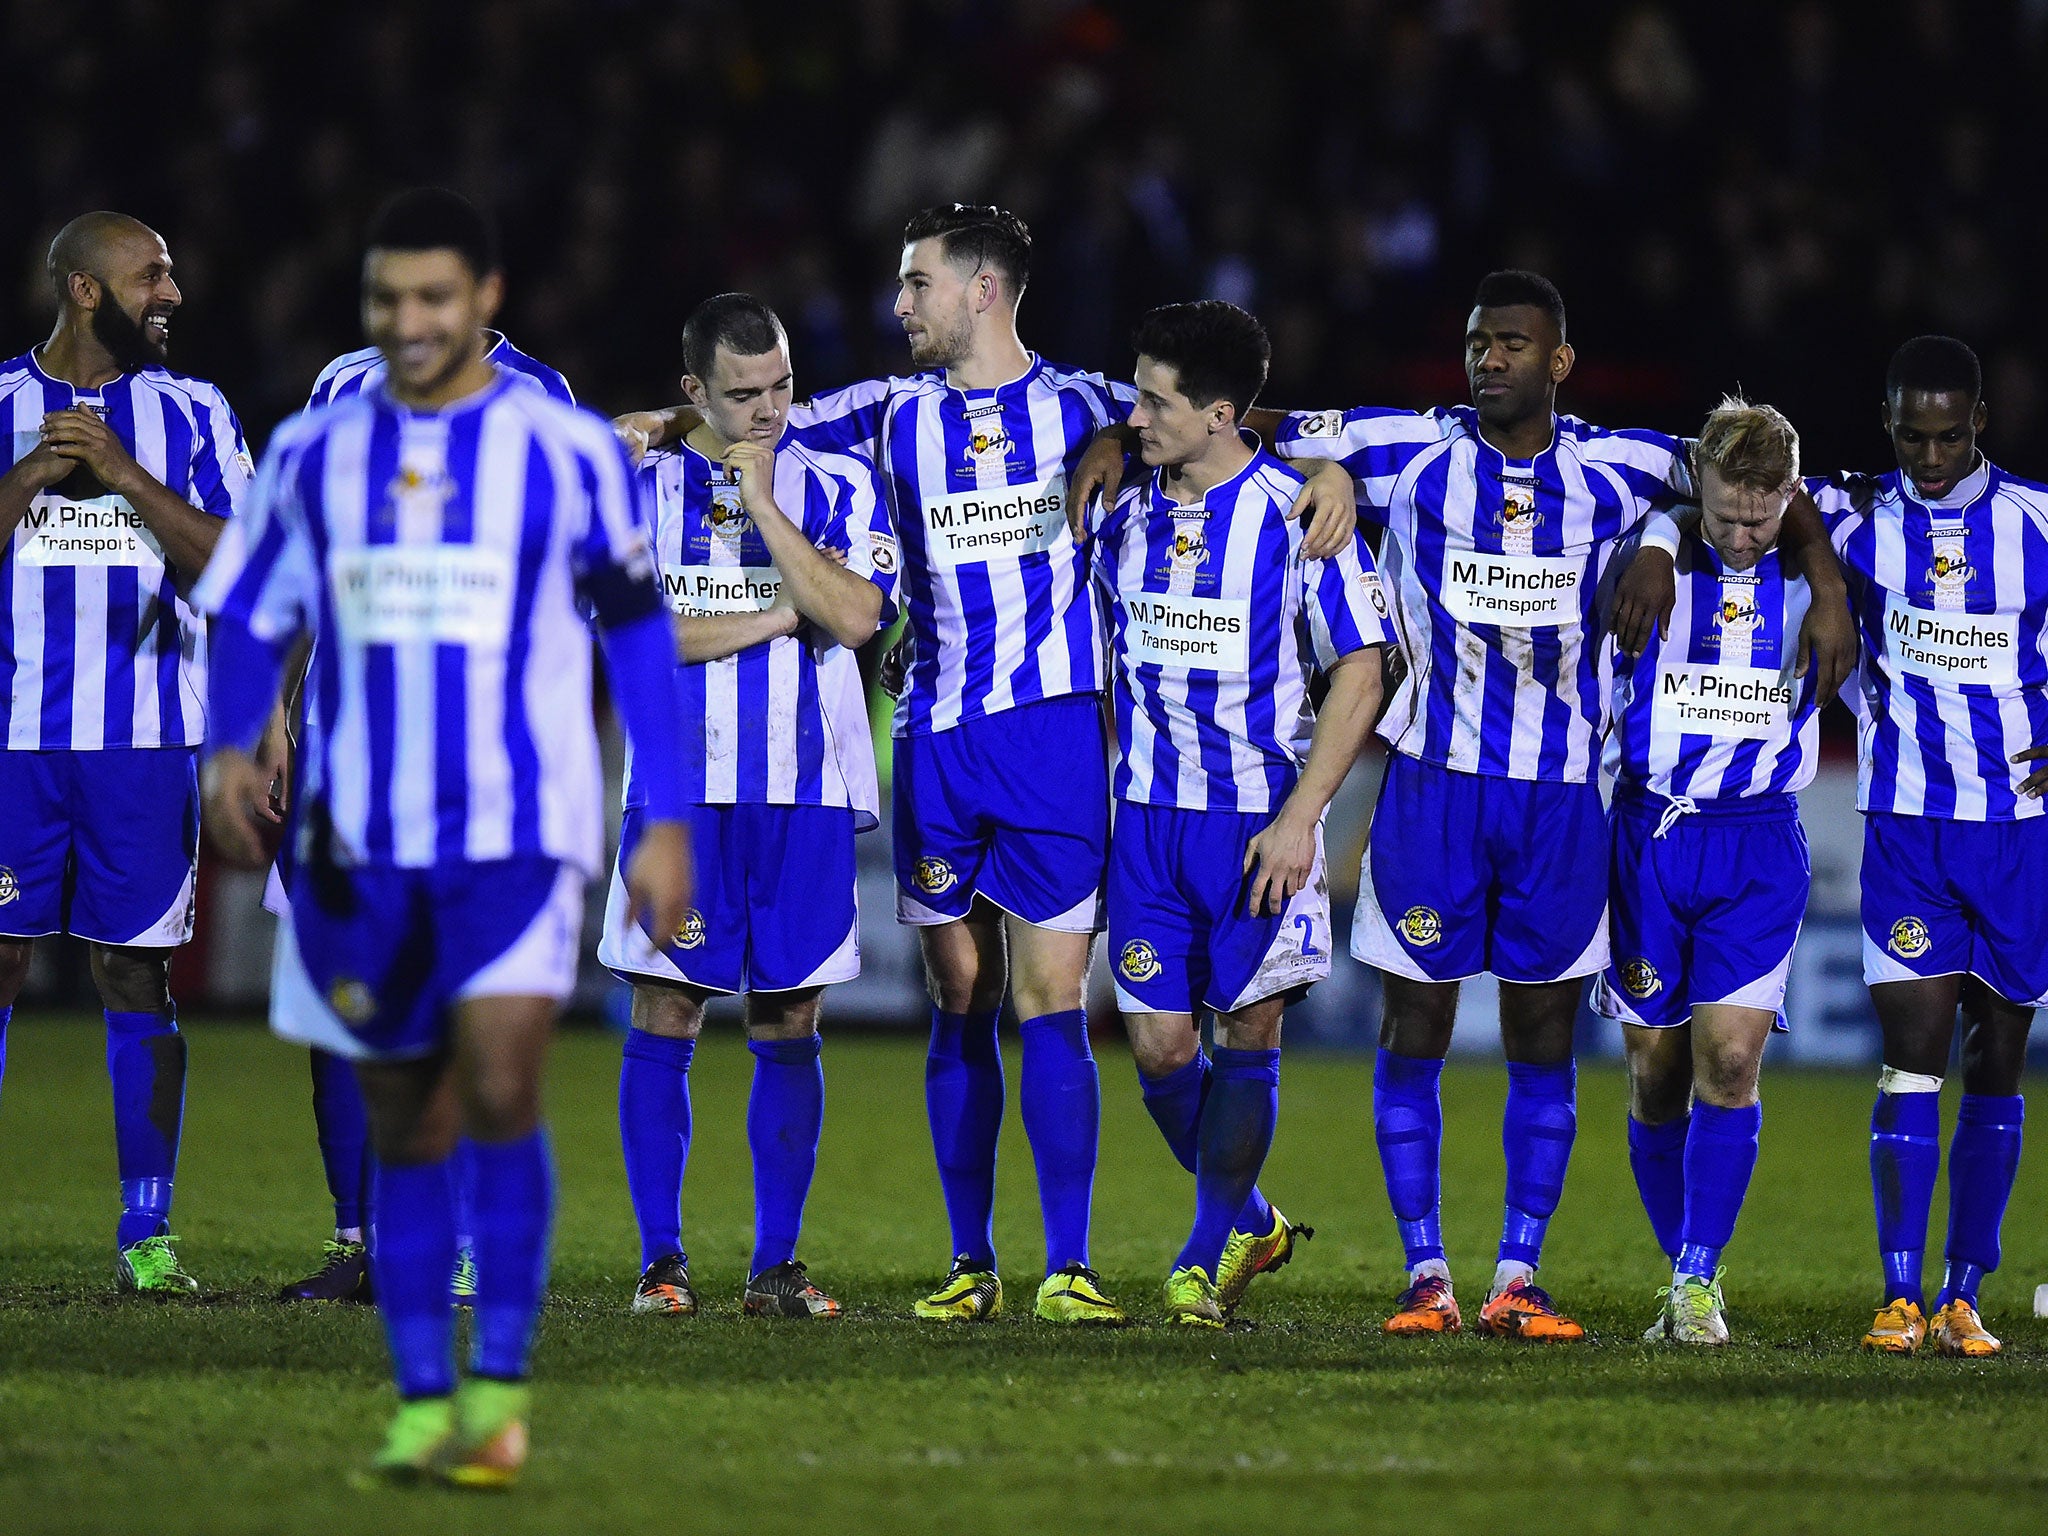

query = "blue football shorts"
[
  {"left": 599, "top": 801, "right": 860, "bottom": 995},
  {"left": 1592, "top": 787, "right": 1809, "bottom": 1029},
  {"left": 270, "top": 854, "right": 584, "bottom": 1061},
  {"left": 1107, "top": 801, "right": 1331, "bottom": 1016},
  {"left": 892, "top": 693, "right": 1108, "bottom": 933},
  {"left": 1860, "top": 810, "right": 2048, "bottom": 1006},
  {"left": 1352, "top": 751, "right": 1609, "bottom": 984},
  {"left": 0, "top": 746, "right": 198, "bottom": 946}
]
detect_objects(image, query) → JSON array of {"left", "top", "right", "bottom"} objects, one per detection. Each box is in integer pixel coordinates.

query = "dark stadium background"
[{"left": 8, "top": 0, "right": 2045, "bottom": 1049}]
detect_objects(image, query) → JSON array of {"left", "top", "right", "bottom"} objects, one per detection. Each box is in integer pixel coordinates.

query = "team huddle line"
[{"left": 1, "top": 191, "right": 2039, "bottom": 1488}]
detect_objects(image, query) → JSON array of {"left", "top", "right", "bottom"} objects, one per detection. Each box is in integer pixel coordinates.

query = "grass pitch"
[{"left": 3, "top": 1017, "right": 2047, "bottom": 1535}]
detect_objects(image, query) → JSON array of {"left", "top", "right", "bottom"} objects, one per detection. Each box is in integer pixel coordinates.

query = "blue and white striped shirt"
[
  {"left": 1276, "top": 406, "right": 1691, "bottom": 782},
  {"left": 1816, "top": 460, "right": 2048, "bottom": 821},
  {"left": 1604, "top": 530, "right": 1820, "bottom": 801},
  {"left": 308, "top": 331, "right": 573, "bottom": 410},
  {"left": 193, "top": 373, "right": 658, "bottom": 873},
  {"left": 792, "top": 355, "right": 1134, "bottom": 736},
  {"left": 1, "top": 352, "right": 253, "bottom": 750},
  {"left": 639, "top": 430, "right": 897, "bottom": 826},
  {"left": 1095, "top": 445, "right": 1396, "bottom": 813}
]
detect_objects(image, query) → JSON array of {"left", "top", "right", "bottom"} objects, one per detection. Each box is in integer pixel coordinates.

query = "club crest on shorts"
[
  {"left": 1619, "top": 958, "right": 1661, "bottom": 998},
  {"left": 1887, "top": 916, "right": 1931, "bottom": 959},
  {"left": 914, "top": 857, "right": 957, "bottom": 895},
  {"left": 1400, "top": 906, "right": 1442, "bottom": 946},
  {"left": 0, "top": 866, "right": 16, "bottom": 906},
  {"left": 1119, "top": 939, "right": 1163, "bottom": 982},
  {"left": 672, "top": 909, "right": 707, "bottom": 950},
  {"left": 327, "top": 978, "right": 376, "bottom": 1025}
]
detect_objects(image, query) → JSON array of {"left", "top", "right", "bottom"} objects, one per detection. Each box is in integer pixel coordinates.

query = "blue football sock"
[
  {"left": 1500, "top": 1059, "right": 1577, "bottom": 1268},
  {"left": 309, "top": 1048, "right": 373, "bottom": 1235},
  {"left": 1374, "top": 1048, "right": 1446, "bottom": 1268},
  {"left": 105, "top": 1010, "right": 186, "bottom": 1249},
  {"left": 1677, "top": 1101, "right": 1761, "bottom": 1279},
  {"left": 1175, "top": 1047, "right": 1280, "bottom": 1276},
  {"left": 1627, "top": 1112, "right": 1690, "bottom": 1262},
  {"left": 1936, "top": 1093, "right": 2024, "bottom": 1309},
  {"left": 1018, "top": 1011, "right": 1100, "bottom": 1273},
  {"left": 466, "top": 1131, "right": 554, "bottom": 1382},
  {"left": 1870, "top": 1087, "right": 1940, "bottom": 1308},
  {"left": 618, "top": 1029, "right": 695, "bottom": 1270},
  {"left": 747, "top": 1034, "right": 824, "bottom": 1276},
  {"left": 370, "top": 1157, "right": 459, "bottom": 1399},
  {"left": 1138, "top": 1051, "right": 1272, "bottom": 1234},
  {"left": 925, "top": 1006, "right": 1004, "bottom": 1269}
]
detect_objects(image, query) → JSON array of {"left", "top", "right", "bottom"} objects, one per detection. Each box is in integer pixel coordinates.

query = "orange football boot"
[
  {"left": 1477, "top": 1277, "right": 1585, "bottom": 1340},
  {"left": 1383, "top": 1274, "right": 1461, "bottom": 1335}
]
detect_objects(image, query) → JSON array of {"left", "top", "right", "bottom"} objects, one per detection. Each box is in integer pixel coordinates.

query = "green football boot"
[
  {"left": 1162, "top": 1266, "right": 1225, "bottom": 1329},
  {"left": 914, "top": 1255, "right": 1003, "bottom": 1321},
  {"left": 1034, "top": 1263, "right": 1128, "bottom": 1326},
  {"left": 115, "top": 1234, "right": 198, "bottom": 1295},
  {"left": 1215, "top": 1206, "right": 1313, "bottom": 1315},
  {"left": 444, "top": 1378, "right": 530, "bottom": 1490},
  {"left": 364, "top": 1396, "right": 456, "bottom": 1485}
]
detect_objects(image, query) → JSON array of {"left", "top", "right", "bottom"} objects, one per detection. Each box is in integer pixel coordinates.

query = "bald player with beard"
[{"left": 0, "top": 213, "right": 257, "bottom": 1293}]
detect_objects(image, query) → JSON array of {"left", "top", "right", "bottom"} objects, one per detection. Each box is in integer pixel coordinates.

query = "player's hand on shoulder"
[
  {"left": 1610, "top": 543, "right": 1677, "bottom": 657},
  {"left": 200, "top": 749, "right": 279, "bottom": 871},
  {"left": 625, "top": 818, "right": 693, "bottom": 944},
  {"left": 613, "top": 410, "right": 667, "bottom": 465},
  {"left": 1070, "top": 429, "right": 1133, "bottom": 540},
  {"left": 1292, "top": 459, "right": 1359, "bottom": 562}
]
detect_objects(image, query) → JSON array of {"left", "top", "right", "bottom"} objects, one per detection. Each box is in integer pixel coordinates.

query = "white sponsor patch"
[
  {"left": 15, "top": 493, "right": 164, "bottom": 568},
  {"left": 661, "top": 563, "right": 781, "bottom": 615},
  {"left": 1651, "top": 662, "right": 1794, "bottom": 741},
  {"left": 921, "top": 474, "right": 1067, "bottom": 567},
  {"left": 1883, "top": 592, "right": 2018, "bottom": 686},
  {"left": 1440, "top": 551, "right": 1582, "bottom": 626},
  {"left": 328, "top": 545, "right": 514, "bottom": 644},
  {"left": 1123, "top": 591, "right": 1250, "bottom": 673}
]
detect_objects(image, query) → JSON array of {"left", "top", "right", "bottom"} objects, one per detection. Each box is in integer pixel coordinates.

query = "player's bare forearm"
[
  {"left": 748, "top": 505, "right": 884, "bottom": 650},
  {"left": 1281, "top": 647, "right": 1383, "bottom": 826},
  {"left": 1779, "top": 486, "right": 1855, "bottom": 701},
  {"left": 1779, "top": 487, "right": 1845, "bottom": 595},
  {"left": 119, "top": 472, "right": 223, "bottom": 579},
  {"left": 675, "top": 606, "right": 798, "bottom": 664}
]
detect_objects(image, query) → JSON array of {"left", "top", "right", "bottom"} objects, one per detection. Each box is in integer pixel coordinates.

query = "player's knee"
[
  {"left": 1692, "top": 1043, "right": 1762, "bottom": 1110},
  {"left": 1378, "top": 977, "right": 1456, "bottom": 1056},
  {"left": 1127, "top": 1023, "right": 1197, "bottom": 1079},
  {"left": 461, "top": 1063, "right": 543, "bottom": 1141},
  {"left": 746, "top": 990, "right": 823, "bottom": 1040},
  {"left": 631, "top": 984, "right": 705, "bottom": 1040},
  {"left": 1958, "top": 1011, "right": 2030, "bottom": 1096},
  {"left": 0, "top": 939, "right": 31, "bottom": 1005},
  {"left": 1625, "top": 1038, "right": 1692, "bottom": 1122},
  {"left": 88, "top": 945, "right": 171, "bottom": 1015}
]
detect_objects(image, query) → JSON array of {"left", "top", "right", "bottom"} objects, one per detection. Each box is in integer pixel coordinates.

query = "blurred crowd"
[{"left": 8, "top": 0, "right": 2048, "bottom": 477}]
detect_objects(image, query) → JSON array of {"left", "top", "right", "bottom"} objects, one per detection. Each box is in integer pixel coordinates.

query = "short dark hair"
[
  {"left": 363, "top": 188, "right": 499, "bottom": 279},
  {"left": 681, "top": 292, "right": 787, "bottom": 383},
  {"left": 1472, "top": 269, "right": 1567, "bottom": 338},
  {"left": 1886, "top": 334, "right": 1981, "bottom": 403},
  {"left": 902, "top": 203, "right": 1031, "bottom": 297},
  {"left": 1130, "top": 300, "right": 1271, "bottom": 422}
]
